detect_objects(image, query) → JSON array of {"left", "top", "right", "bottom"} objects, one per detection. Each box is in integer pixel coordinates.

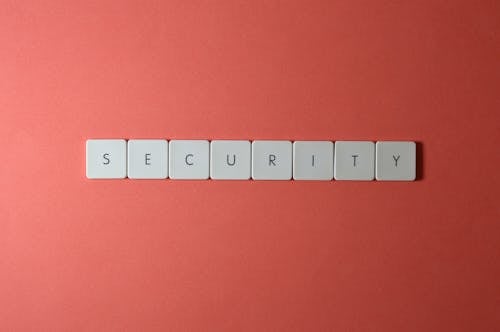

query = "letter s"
[{"left": 103, "top": 153, "right": 110, "bottom": 165}]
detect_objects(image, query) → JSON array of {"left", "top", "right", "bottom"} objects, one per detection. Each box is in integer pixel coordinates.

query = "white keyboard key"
[
  {"left": 169, "top": 140, "right": 209, "bottom": 179},
  {"left": 293, "top": 141, "right": 334, "bottom": 180},
  {"left": 334, "top": 141, "right": 374, "bottom": 180},
  {"left": 210, "top": 140, "right": 251, "bottom": 180},
  {"left": 128, "top": 139, "right": 168, "bottom": 179},
  {"left": 375, "top": 141, "right": 416, "bottom": 181},
  {"left": 251, "top": 141, "right": 292, "bottom": 180},
  {"left": 86, "top": 139, "right": 127, "bottom": 179}
]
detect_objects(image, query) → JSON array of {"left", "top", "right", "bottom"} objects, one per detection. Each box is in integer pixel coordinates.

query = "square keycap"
[
  {"left": 293, "top": 141, "right": 334, "bottom": 180},
  {"left": 169, "top": 140, "right": 209, "bottom": 179},
  {"left": 86, "top": 139, "right": 127, "bottom": 179},
  {"left": 375, "top": 141, "right": 416, "bottom": 181},
  {"left": 252, "top": 141, "right": 292, "bottom": 180},
  {"left": 210, "top": 140, "right": 251, "bottom": 180},
  {"left": 128, "top": 139, "right": 168, "bottom": 179},
  {"left": 334, "top": 141, "right": 374, "bottom": 181}
]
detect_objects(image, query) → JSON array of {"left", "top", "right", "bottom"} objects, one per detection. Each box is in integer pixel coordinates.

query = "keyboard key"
[
  {"left": 334, "top": 141, "right": 374, "bottom": 180},
  {"left": 128, "top": 139, "right": 168, "bottom": 179},
  {"left": 375, "top": 141, "right": 416, "bottom": 181},
  {"left": 251, "top": 141, "right": 292, "bottom": 180},
  {"left": 210, "top": 140, "right": 251, "bottom": 180},
  {"left": 86, "top": 139, "right": 127, "bottom": 179},
  {"left": 293, "top": 141, "right": 334, "bottom": 180},
  {"left": 169, "top": 140, "right": 209, "bottom": 179}
]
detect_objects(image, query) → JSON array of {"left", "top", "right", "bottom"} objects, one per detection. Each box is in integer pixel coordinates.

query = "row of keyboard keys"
[{"left": 86, "top": 140, "right": 416, "bottom": 181}]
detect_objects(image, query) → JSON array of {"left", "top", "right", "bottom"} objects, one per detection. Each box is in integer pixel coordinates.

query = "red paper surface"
[{"left": 1, "top": 1, "right": 499, "bottom": 331}]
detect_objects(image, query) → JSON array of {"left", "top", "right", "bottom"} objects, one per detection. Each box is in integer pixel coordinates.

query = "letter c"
[{"left": 185, "top": 154, "right": 194, "bottom": 166}]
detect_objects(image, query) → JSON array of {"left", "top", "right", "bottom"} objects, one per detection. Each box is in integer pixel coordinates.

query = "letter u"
[{"left": 226, "top": 154, "right": 236, "bottom": 166}]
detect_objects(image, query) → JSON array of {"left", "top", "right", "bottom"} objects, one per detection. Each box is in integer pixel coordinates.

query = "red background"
[{"left": 1, "top": 1, "right": 499, "bottom": 331}]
